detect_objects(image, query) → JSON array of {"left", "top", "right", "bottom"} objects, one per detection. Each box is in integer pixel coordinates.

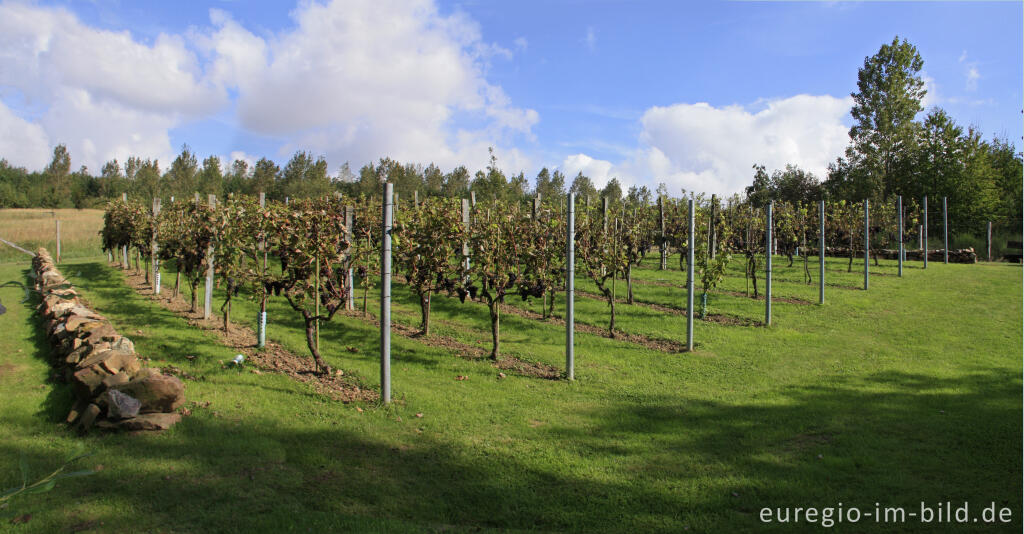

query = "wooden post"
[
  {"left": 55, "top": 220, "right": 61, "bottom": 264},
  {"left": 204, "top": 194, "right": 216, "bottom": 320}
]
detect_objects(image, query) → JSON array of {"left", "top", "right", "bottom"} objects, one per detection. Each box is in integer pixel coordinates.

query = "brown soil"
[
  {"left": 352, "top": 308, "right": 562, "bottom": 380},
  {"left": 120, "top": 269, "right": 377, "bottom": 403},
  {"left": 572, "top": 289, "right": 763, "bottom": 329},
  {"left": 496, "top": 301, "right": 689, "bottom": 353},
  {"left": 716, "top": 289, "right": 813, "bottom": 305}
]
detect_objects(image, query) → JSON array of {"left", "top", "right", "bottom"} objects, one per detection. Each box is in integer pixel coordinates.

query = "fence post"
[
  {"left": 121, "top": 193, "right": 128, "bottom": 269},
  {"left": 923, "top": 196, "right": 928, "bottom": 268},
  {"left": 345, "top": 205, "right": 355, "bottom": 311},
  {"left": 566, "top": 192, "right": 575, "bottom": 380},
  {"left": 659, "top": 196, "right": 667, "bottom": 270},
  {"left": 258, "top": 192, "right": 267, "bottom": 348},
  {"left": 152, "top": 198, "right": 161, "bottom": 294},
  {"left": 987, "top": 221, "right": 992, "bottom": 262},
  {"left": 55, "top": 220, "right": 61, "bottom": 264},
  {"left": 461, "top": 198, "right": 471, "bottom": 276},
  {"left": 765, "top": 201, "right": 773, "bottom": 326},
  {"left": 897, "top": 196, "right": 903, "bottom": 277},
  {"left": 709, "top": 194, "right": 717, "bottom": 259},
  {"left": 819, "top": 200, "right": 825, "bottom": 305},
  {"left": 203, "top": 194, "right": 216, "bottom": 320},
  {"left": 943, "top": 197, "right": 948, "bottom": 264},
  {"left": 380, "top": 182, "right": 393, "bottom": 404},
  {"left": 687, "top": 198, "right": 695, "bottom": 350},
  {"left": 863, "top": 200, "right": 869, "bottom": 291}
]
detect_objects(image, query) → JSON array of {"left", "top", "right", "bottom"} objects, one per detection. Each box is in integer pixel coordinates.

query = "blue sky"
[{"left": 0, "top": 0, "right": 1019, "bottom": 196}]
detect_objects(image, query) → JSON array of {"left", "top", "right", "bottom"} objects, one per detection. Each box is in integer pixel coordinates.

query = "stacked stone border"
[{"left": 32, "top": 248, "right": 185, "bottom": 432}]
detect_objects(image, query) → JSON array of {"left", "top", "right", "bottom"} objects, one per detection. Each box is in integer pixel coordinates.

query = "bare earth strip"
[{"left": 117, "top": 267, "right": 378, "bottom": 403}]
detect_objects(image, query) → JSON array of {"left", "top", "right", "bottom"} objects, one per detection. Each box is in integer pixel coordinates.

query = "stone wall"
[{"left": 32, "top": 248, "right": 185, "bottom": 432}]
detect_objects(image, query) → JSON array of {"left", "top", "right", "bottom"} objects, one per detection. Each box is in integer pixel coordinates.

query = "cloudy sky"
[{"left": 0, "top": 0, "right": 1019, "bottom": 196}]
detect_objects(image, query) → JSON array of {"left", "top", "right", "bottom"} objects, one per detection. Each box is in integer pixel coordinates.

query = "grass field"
[
  {"left": 0, "top": 209, "right": 106, "bottom": 263},
  {"left": 0, "top": 248, "right": 1020, "bottom": 532}
]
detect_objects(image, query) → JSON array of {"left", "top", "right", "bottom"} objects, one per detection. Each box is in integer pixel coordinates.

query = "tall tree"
[
  {"left": 252, "top": 158, "right": 280, "bottom": 199},
  {"left": 197, "top": 155, "right": 224, "bottom": 197},
  {"left": 165, "top": 145, "right": 199, "bottom": 198},
  {"left": 846, "top": 36, "right": 927, "bottom": 199},
  {"left": 569, "top": 172, "right": 598, "bottom": 203},
  {"left": 43, "top": 144, "right": 72, "bottom": 207}
]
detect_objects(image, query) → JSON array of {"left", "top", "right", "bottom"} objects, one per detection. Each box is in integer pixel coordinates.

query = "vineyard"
[
  {"left": 96, "top": 187, "right": 973, "bottom": 400},
  {"left": 0, "top": 187, "right": 1017, "bottom": 533}
]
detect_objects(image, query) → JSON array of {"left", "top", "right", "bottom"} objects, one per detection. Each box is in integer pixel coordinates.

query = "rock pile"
[{"left": 32, "top": 248, "right": 185, "bottom": 432}]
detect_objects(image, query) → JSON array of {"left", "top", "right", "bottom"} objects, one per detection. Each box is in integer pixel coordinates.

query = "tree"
[
  {"left": 534, "top": 167, "right": 566, "bottom": 202},
  {"left": 569, "top": 172, "right": 598, "bottom": 204},
  {"left": 280, "top": 151, "right": 331, "bottom": 200},
  {"left": 225, "top": 159, "right": 251, "bottom": 196},
  {"left": 197, "top": 155, "right": 224, "bottom": 197},
  {"left": 271, "top": 197, "right": 350, "bottom": 374},
  {"left": 466, "top": 200, "right": 525, "bottom": 359},
  {"left": 575, "top": 200, "right": 626, "bottom": 337},
  {"left": 601, "top": 178, "right": 623, "bottom": 206},
  {"left": 846, "top": 36, "right": 926, "bottom": 199},
  {"left": 442, "top": 166, "right": 471, "bottom": 196},
  {"left": 165, "top": 145, "right": 199, "bottom": 199},
  {"left": 252, "top": 158, "right": 280, "bottom": 199},
  {"left": 393, "top": 197, "right": 465, "bottom": 335},
  {"left": 43, "top": 144, "right": 72, "bottom": 208}
]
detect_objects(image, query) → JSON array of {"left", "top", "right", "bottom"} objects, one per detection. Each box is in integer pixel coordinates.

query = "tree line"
[
  {"left": 745, "top": 36, "right": 1022, "bottom": 236},
  {"left": 3, "top": 36, "right": 1019, "bottom": 237}
]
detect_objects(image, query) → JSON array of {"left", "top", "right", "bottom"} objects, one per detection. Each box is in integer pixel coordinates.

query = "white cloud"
[
  {"left": 920, "top": 73, "right": 939, "bottom": 108},
  {"left": 958, "top": 51, "right": 980, "bottom": 91},
  {"left": 561, "top": 153, "right": 614, "bottom": 186},
  {"left": 0, "top": 2, "right": 220, "bottom": 171},
  {"left": 0, "top": 99, "right": 51, "bottom": 170},
  {"left": 212, "top": 0, "right": 536, "bottom": 172},
  {"left": 564, "top": 95, "right": 852, "bottom": 197},
  {"left": 513, "top": 36, "right": 528, "bottom": 52},
  {"left": 0, "top": 0, "right": 536, "bottom": 177}
]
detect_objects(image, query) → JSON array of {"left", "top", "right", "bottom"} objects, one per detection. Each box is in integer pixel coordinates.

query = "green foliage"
[
  {"left": 393, "top": 196, "right": 465, "bottom": 334},
  {"left": 466, "top": 200, "right": 526, "bottom": 358},
  {"left": 1, "top": 444, "right": 95, "bottom": 509}
]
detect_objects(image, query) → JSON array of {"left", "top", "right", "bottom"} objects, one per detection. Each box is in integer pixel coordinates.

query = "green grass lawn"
[{"left": 0, "top": 253, "right": 1020, "bottom": 533}]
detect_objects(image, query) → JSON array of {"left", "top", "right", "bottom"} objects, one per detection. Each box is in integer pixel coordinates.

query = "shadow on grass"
[
  {"left": 11, "top": 262, "right": 1015, "bottom": 532},
  {"left": 3, "top": 359, "right": 1019, "bottom": 531}
]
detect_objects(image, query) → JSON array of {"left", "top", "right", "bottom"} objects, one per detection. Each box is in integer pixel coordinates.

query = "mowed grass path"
[{"left": 0, "top": 252, "right": 1020, "bottom": 533}]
